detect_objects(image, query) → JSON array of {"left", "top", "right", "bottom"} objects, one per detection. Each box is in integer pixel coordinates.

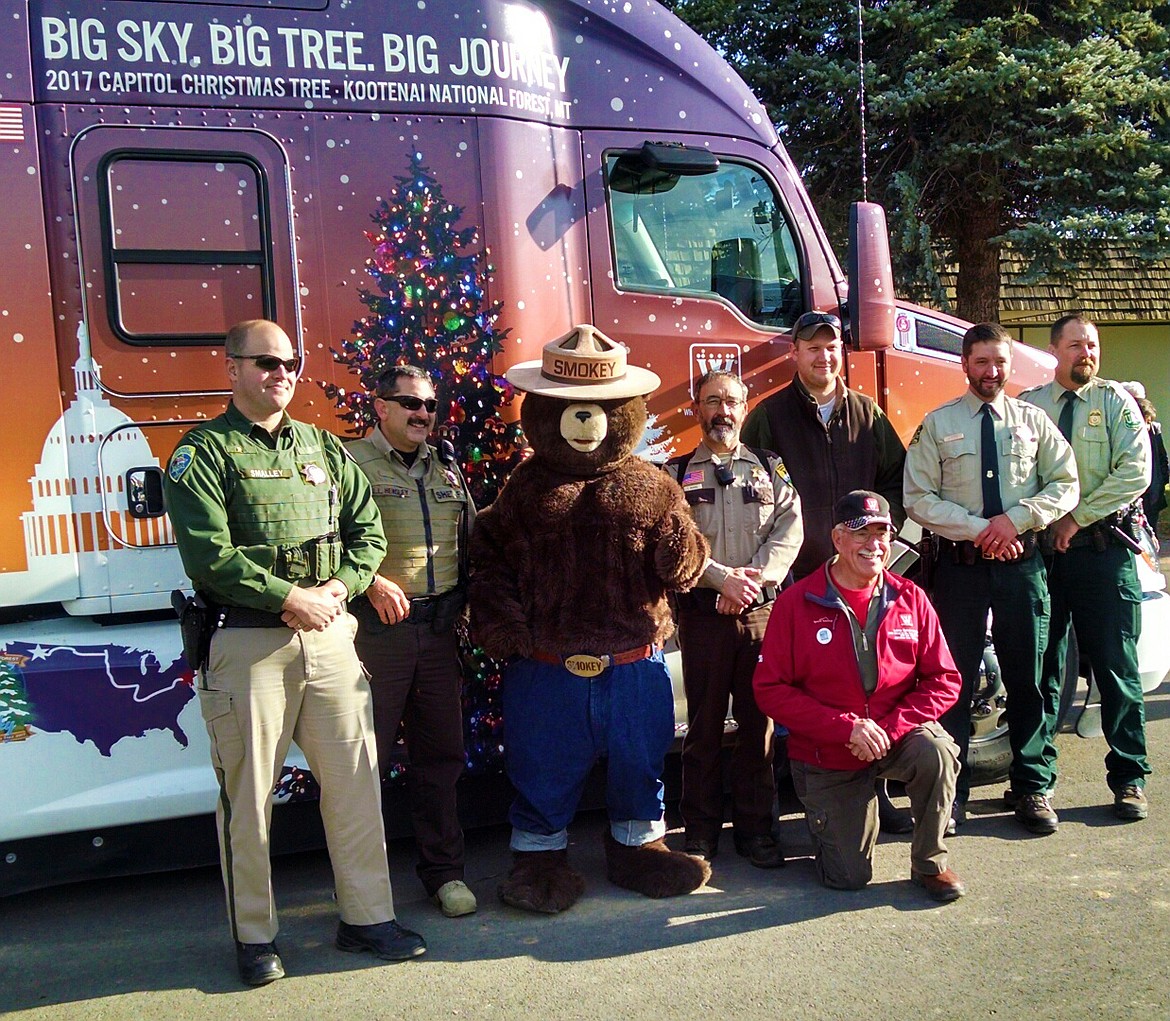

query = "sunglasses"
[
  {"left": 792, "top": 312, "right": 842, "bottom": 340},
  {"left": 232, "top": 353, "right": 302, "bottom": 374},
  {"left": 379, "top": 394, "right": 439, "bottom": 413}
]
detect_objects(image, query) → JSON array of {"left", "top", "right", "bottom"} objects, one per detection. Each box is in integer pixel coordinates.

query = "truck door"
[{"left": 59, "top": 124, "right": 297, "bottom": 612}]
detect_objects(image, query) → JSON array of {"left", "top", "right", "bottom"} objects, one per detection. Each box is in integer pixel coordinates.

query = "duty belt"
[
  {"left": 217, "top": 606, "right": 289, "bottom": 628},
  {"left": 937, "top": 533, "right": 1037, "bottom": 564},
  {"left": 531, "top": 643, "right": 659, "bottom": 678}
]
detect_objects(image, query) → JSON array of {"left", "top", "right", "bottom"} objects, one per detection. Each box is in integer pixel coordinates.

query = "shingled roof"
[{"left": 938, "top": 247, "right": 1170, "bottom": 324}]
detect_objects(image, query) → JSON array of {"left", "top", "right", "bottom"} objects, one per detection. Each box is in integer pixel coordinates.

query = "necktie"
[
  {"left": 1058, "top": 390, "right": 1076, "bottom": 441},
  {"left": 981, "top": 403, "right": 1003, "bottom": 518}
]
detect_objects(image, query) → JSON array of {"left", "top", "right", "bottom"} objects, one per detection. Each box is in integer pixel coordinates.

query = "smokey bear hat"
[{"left": 506, "top": 325, "right": 661, "bottom": 400}]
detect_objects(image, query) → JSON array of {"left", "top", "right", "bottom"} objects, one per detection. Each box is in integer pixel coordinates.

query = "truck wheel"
[{"left": 966, "top": 624, "right": 1081, "bottom": 787}]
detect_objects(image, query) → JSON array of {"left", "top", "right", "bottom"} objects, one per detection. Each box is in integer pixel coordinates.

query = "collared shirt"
[
  {"left": 346, "top": 428, "right": 475, "bottom": 597},
  {"left": 667, "top": 440, "right": 803, "bottom": 590},
  {"left": 904, "top": 389, "right": 1079, "bottom": 542},
  {"left": 164, "top": 401, "right": 386, "bottom": 612},
  {"left": 1020, "top": 378, "right": 1151, "bottom": 527}
]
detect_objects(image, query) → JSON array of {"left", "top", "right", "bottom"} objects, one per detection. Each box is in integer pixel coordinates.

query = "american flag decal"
[
  {"left": 0, "top": 106, "right": 24, "bottom": 143},
  {"left": 681, "top": 469, "right": 704, "bottom": 487}
]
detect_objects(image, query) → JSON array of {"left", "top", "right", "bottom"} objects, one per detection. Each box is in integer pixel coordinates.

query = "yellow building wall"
[{"left": 1011, "top": 320, "right": 1170, "bottom": 424}]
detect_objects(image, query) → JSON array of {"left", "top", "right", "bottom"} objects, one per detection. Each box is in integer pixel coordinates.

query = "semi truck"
[{"left": 2, "top": 0, "right": 1167, "bottom": 896}]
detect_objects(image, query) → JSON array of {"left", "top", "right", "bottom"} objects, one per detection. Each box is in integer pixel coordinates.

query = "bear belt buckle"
[{"left": 562, "top": 653, "right": 610, "bottom": 677}]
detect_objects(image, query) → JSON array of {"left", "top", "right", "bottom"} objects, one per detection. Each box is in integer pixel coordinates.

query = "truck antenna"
[{"left": 856, "top": 0, "right": 869, "bottom": 203}]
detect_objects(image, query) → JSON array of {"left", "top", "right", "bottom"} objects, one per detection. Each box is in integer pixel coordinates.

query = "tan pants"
[
  {"left": 791, "top": 722, "right": 958, "bottom": 890},
  {"left": 198, "top": 613, "right": 395, "bottom": 943}
]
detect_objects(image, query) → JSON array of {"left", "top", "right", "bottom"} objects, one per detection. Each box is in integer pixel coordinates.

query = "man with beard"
[
  {"left": 347, "top": 365, "right": 478, "bottom": 918},
  {"left": 904, "top": 323, "right": 1078, "bottom": 834},
  {"left": 666, "top": 371, "right": 802, "bottom": 867},
  {"left": 1020, "top": 315, "right": 1152, "bottom": 820}
]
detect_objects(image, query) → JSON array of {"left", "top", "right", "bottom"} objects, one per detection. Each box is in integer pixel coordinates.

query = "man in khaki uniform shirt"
[
  {"left": 348, "top": 365, "right": 478, "bottom": 918},
  {"left": 666, "top": 370, "right": 803, "bottom": 867},
  {"left": 1020, "top": 314, "right": 1152, "bottom": 821},
  {"left": 904, "top": 323, "right": 1078, "bottom": 835}
]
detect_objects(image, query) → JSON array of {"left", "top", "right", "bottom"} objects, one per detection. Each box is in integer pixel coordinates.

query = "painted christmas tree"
[
  {"left": 0, "top": 657, "right": 34, "bottom": 742},
  {"left": 324, "top": 151, "right": 520, "bottom": 774},
  {"left": 323, "top": 150, "right": 523, "bottom": 507}
]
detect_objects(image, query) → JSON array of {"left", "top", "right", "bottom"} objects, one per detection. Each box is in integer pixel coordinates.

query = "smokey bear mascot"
[{"left": 470, "top": 325, "right": 711, "bottom": 913}]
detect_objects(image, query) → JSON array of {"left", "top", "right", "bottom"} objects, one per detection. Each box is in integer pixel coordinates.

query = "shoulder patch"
[
  {"left": 909, "top": 424, "right": 923, "bottom": 446},
  {"left": 168, "top": 444, "right": 196, "bottom": 482},
  {"left": 771, "top": 457, "right": 791, "bottom": 483}
]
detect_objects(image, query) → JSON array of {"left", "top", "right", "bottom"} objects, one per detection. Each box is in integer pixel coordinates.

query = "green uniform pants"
[
  {"left": 1042, "top": 545, "right": 1150, "bottom": 791},
  {"left": 198, "top": 613, "right": 395, "bottom": 944},
  {"left": 932, "top": 552, "right": 1051, "bottom": 801}
]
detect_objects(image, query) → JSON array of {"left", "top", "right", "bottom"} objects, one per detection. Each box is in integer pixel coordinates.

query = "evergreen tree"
[
  {"left": 669, "top": 0, "right": 1170, "bottom": 321},
  {"left": 324, "top": 150, "right": 522, "bottom": 507},
  {"left": 0, "top": 661, "right": 33, "bottom": 740}
]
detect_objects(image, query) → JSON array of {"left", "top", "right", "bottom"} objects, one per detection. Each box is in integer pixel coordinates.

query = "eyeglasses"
[
  {"left": 379, "top": 394, "right": 439, "bottom": 413},
  {"left": 793, "top": 312, "right": 842, "bottom": 341},
  {"left": 700, "top": 396, "right": 745, "bottom": 410},
  {"left": 231, "top": 353, "right": 301, "bottom": 374}
]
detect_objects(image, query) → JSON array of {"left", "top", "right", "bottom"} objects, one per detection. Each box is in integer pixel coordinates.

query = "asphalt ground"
[{"left": 2, "top": 684, "right": 1169, "bottom": 1021}]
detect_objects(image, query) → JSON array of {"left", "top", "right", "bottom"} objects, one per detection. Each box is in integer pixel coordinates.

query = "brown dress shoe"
[{"left": 912, "top": 868, "right": 966, "bottom": 903}]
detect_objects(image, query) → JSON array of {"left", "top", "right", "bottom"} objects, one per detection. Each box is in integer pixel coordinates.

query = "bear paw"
[
  {"left": 603, "top": 831, "right": 712, "bottom": 898},
  {"left": 498, "top": 850, "right": 585, "bottom": 914}
]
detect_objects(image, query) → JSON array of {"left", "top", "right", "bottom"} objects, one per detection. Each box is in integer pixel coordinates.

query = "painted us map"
[{"left": 0, "top": 642, "right": 195, "bottom": 755}]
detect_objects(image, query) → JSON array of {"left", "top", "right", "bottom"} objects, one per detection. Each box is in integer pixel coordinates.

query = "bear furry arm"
[
  {"left": 468, "top": 487, "right": 534, "bottom": 661},
  {"left": 649, "top": 465, "right": 708, "bottom": 591}
]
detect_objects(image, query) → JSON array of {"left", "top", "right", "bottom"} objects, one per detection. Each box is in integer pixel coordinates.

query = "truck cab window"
[
  {"left": 606, "top": 153, "right": 802, "bottom": 329},
  {"left": 98, "top": 154, "right": 275, "bottom": 345}
]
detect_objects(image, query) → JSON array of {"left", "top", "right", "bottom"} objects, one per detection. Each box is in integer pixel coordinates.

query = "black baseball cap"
[
  {"left": 833, "top": 490, "right": 893, "bottom": 530},
  {"left": 792, "top": 311, "right": 842, "bottom": 342}
]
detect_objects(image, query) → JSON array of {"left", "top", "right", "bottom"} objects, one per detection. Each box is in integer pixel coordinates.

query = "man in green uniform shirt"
[
  {"left": 348, "top": 365, "right": 478, "bottom": 918},
  {"left": 164, "top": 319, "right": 425, "bottom": 986},
  {"left": 904, "top": 322, "right": 1078, "bottom": 834},
  {"left": 1020, "top": 314, "right": 1153, "bottom": 820}
]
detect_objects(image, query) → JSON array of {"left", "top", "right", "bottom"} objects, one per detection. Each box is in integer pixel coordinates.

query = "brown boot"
[
  {"left": 603, "top": 831, "right": 711, "bottom": 898},
  {"left": 498, "top": 849, "right": 585, "bottom": 914}
]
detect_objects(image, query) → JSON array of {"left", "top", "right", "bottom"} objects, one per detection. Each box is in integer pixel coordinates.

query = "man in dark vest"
[
  {"left": 741, "top": 311, "right": 909, "bottom": 830},
  {"left": 348, "top": 365, "right": 478, "bottom": 918}
]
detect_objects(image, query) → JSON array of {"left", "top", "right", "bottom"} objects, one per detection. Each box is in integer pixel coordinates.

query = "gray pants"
[{"left": 790, "top": 722, "right": 958, "bottom": 890}]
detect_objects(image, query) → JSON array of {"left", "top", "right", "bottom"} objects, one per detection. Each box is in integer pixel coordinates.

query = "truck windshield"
[{"left": 606, "top": 154, "right": 801, "bottom": 329}]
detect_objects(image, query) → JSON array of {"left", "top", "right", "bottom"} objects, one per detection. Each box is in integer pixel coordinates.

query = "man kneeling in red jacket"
[{"left": 753, "top": 490, "right": 965, "bottom": 902}]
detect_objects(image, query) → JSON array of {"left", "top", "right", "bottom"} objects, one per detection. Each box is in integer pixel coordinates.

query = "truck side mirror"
[{"left": 848, "top": 202, "right": 896, "bottom": 351}]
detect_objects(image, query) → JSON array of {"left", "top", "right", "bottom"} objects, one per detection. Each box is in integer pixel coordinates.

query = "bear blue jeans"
[{"left": 502, "top": 650, "right": 674, "bottom": 850}]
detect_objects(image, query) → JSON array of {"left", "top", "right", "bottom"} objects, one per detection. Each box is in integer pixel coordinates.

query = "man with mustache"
[
  {"left": 347, "top": 365, "right": 479, "bottom": 918},
  {"left": 666, "top": 370, "right": 802, "bottom": 867},
  {"left": 1020, "top": 315, "right": 1152, "bottom": 821},
  {"left": 904, "top": 322, "right": 1078, "bottom": 834}
]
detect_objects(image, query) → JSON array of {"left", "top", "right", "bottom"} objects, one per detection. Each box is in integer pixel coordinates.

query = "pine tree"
[
  {"left": 0, "top": 660, "right": 33, "bottom": 740},
  {"left": 669, "top": 0, "right": 1170, "bottom": 322},
  {"left": 323, "top": 150, "right": 523, "bottom": 507}
]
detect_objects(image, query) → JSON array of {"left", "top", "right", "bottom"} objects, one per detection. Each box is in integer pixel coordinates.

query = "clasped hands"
[
  {"left": 281, "top": 578, "right": 349, "bottom": 631},
  {"left": 848, "top": 718, "right": 891, "bottom": 763},
  {"left": 716, "top": 566, "right": 763, "bottom": 615},
  {"left": 974, "top": 513, "right": 1023, "bottom": 560}
]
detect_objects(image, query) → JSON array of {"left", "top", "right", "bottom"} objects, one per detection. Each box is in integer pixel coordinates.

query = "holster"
[
  {"left": 171, "top": 590, "right": 213, "bottom": 672},
  {"left": 917, "top": 530, "right": 938, "bottom": 595}
]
